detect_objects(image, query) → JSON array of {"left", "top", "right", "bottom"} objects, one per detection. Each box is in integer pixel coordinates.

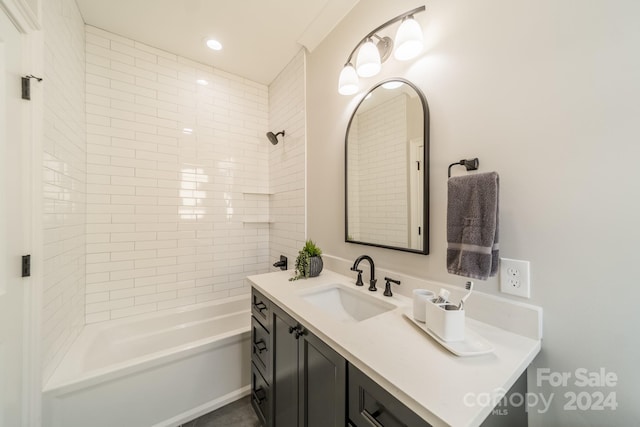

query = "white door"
[
  {"left": 0, "top": 9, "right": 27, "bottom": 427},
  {"left": 409, "top": 139, "right": 424, "bottom": 250}
]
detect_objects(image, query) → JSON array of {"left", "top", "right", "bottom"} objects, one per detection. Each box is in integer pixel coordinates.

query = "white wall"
[
  {"left": 307, "top": 0, "right": 640, "bottom": 425},
  {"left": 41, "top": 0, "right": 86, "bottom": 383},
  {"left": 268, "top": 50, "right": 306, "bottom": 268},
  {"left": 84, "top": 26, "right": 270, "bottom": 323}
]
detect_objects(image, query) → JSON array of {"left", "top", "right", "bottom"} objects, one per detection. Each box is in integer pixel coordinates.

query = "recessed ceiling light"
[
  {"left": 206, "top": 39, "right": 222, "bottom": 51},
  {"left": 182, "top": 128, "right": 194, "bottom": 135},
  {"left": 196, "top": 79, "right": 209, "bottom": 86}
]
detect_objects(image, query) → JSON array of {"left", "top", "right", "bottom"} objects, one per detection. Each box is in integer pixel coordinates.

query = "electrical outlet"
[{"left": 500, "top": 258, "right": 530, "bottom": 298}]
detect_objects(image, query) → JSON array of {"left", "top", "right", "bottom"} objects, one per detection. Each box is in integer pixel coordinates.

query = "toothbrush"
[
  {"left": 458, "top": 281, "right": 474, "bottom": 310},
  {"left": 434, "top": 288, "right": 450, "bottom": 304}
]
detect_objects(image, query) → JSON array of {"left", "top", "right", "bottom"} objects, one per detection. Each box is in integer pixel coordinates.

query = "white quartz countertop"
[{"left": 248, "top": 269, "right": 542, "bottom": 427}]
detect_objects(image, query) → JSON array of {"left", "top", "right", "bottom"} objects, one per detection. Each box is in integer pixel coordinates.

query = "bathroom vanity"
[{"left": 248, "top": 269, "right": 541, "bottom": 427}]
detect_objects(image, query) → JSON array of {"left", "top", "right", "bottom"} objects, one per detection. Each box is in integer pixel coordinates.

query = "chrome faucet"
[{"left": 351, "top": 255, "right": 377, "bottom": 292}]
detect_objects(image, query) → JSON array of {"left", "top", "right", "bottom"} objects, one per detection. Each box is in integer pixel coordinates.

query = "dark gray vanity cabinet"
[
  {"left": 348, "top": 364, "right": 431, "bottom": 427},
  {"left": 348, "top": 363, "right": 527, "bottom": 427},
  {"left": 250, "top": 289, "right": 271, "bottom": 425},
  {"left": 251, "top": 288, "right": 346, "bottom": 427},
  {"left": 252, "top": 287, "right": 528, "bottom": 427}
]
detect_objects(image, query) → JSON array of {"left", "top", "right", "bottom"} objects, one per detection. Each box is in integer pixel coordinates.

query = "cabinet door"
[
  {"left": 272, "top": 305, "right": 299, "bottom": 427},
  {"left": 299, "top": 330, "right": 346, "bottom": 427}
]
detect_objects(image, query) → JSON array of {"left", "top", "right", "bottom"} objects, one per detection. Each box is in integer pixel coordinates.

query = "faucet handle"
[
  {"left": 383, "top": 277, "right": 401, "bottom": 297},
  {"left": 351, "top": 268, "right": 364, "bottom": 286}
]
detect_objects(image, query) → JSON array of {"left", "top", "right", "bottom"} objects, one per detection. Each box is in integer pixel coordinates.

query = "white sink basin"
[{"left": 299, "top": 284, "right": 396, "bottom": 322}]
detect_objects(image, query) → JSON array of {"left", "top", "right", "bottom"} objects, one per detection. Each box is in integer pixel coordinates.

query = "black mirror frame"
[{"left": 344, "top": 78, "right": 430, "bottom": 255}]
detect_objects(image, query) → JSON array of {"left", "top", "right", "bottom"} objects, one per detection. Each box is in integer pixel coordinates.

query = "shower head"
[{"left": 266, "top": 130, "right": 285, "bottom": 145}]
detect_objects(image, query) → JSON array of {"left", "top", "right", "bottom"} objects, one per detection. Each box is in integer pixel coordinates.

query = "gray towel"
[{"left": 447, "top": 172, "right": 499, "bottom": 280}]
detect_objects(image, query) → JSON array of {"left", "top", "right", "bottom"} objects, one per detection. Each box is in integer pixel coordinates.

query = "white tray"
[{"left": 403, "top": 310, "right": 494, "bottom": 357}]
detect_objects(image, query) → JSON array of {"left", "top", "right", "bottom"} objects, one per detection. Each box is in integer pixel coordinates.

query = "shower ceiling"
[{"left": 75, "top": 0, "right": 359, "bottom": 85}]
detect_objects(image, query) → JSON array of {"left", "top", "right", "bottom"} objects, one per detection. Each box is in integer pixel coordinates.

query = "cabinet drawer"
[
  {"left": 251, "top": 316, "right": 270, "bottom": 377},
  {"left": 348, "top": 364, "right": 431, "bottom": 427},
  {"left": 252, "top": 288, "right": 271, "bottom": 327},
  {"left": 251, "top": 362, "right": 270, "bottom": 426}
]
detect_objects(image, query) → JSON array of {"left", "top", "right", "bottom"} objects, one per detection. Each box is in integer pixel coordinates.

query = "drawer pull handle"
[
  {"left": 255, "top": 339, "right": 267, "bottom": 353},
  {"left": 252, "top": 388, "right": 266, "bottom": 405},
  {"left": 254, "top": 301, "right": 267, "bottom": 312},
  {"left": 361, "top": 408, "right": 385, "bottom": 427}
]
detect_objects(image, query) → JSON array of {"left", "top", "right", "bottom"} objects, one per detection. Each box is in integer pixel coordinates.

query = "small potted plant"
[{"left": 290, "top": 240, "right": 323, "bottom": 281}]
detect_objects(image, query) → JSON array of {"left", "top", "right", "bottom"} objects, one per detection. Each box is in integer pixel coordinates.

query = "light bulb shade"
[
  {"left": 356, "top": 40, "right": 382, "bottom": 77},
  {"left": 382, "top": 81, "right": 403, "bottom": 90},
  {"left": 338, "top": 64, "right": 359, "bottom": 95},
  {"left": 394, "top": 17, "right": 423, "bottom": 61}
]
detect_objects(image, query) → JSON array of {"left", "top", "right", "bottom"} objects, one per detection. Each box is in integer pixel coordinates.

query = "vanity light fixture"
[
  {"left": 355, "top": 38, "right": 382, "bottom": 77},
  {"left": 394, "top": 16, "right": 424, "bottom": 60},
  {"left": 382, "top": 81, "right": 403, "bottom": 90},
  {"left": 338, "top": 5, "right": 426, "bottom": 95}
]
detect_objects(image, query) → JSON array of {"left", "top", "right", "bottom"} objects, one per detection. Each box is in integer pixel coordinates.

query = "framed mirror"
[{"left": 345, "top": 79, "right": 429, "bottom": 254}]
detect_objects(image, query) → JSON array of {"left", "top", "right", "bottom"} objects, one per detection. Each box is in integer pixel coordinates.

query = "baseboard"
[{"left": 151, "top": 385, "right": 251, "bottom": 427}]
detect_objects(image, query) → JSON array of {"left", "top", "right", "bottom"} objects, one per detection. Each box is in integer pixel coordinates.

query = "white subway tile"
[
  {"left": 86, "top": 260, "right": 135, "bottom": 274},
  {"left": 81, "top": 26, "right": 296, "bottom": 323},
  {"left": 135, "top": 290, "right": 176, "bottom": 305},
  {"left": 86, "top": 279, "right": 134, "bottom": 293},
  {"left": 110, "top": 285, "right": 156, "bottom": 300},
  {"left": 136, "top": 58, "right": 178, "bottom": 78},
  {"left": 111, "top": 41, "right": 157, "bottom": 63},
  {"left": 86, "top": 291, "right": 110, "bottom": 304},
  {"left": 134, "top": 41, "right": 176, "bottom": 61},
  {"left": 109, "top": 267, "right": 156, "bottom": 281},
  {"left": 157, "top": 280, "right": 193, "bottom": 293},
  {"left": 86, "top": 311, "right": 111, "bottom": 324},
  {"left": 134, "top": 274, "right": 177, "bottom": 287},
  {"left": 87, "top": 62, "right": 135, "bottom": 84},
  {"left": 157, "top": 296, "right": 196, "bottom": 310},
  {"left": 86, "top": 297, "right": 133, "bottom": 314},
  {"left": 87, "top": 242, "right": 135, "bottom": 254},
  {"left": 110, "top": 303, "right": 157, "bottom": 319}
]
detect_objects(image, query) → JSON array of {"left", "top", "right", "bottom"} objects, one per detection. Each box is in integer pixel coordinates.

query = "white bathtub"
[{"left": 43, "top": 295, "right": 251, "bottom": 427}]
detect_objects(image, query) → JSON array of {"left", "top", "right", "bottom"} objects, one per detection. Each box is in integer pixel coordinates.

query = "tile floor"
[{"left": 180, "top": 396, "right": 260, "bottom": 427}]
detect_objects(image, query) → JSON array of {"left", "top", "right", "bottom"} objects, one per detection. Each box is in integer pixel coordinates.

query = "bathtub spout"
[{"left": 273, "top": 255, "right": 288, "bottom": 270}]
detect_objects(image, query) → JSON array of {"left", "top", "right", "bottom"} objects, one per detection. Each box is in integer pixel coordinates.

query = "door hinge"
[
  {"left": 21, "top": 75, "right": 43, "bottom": 100},
  {"left": 22, "top": 255, "right": 31, "bottom": 277}
]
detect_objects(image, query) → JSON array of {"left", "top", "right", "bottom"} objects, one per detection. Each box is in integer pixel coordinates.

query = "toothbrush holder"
[
  {"left": 425, "top": 300, "right": 465, "bottom": 342},
  {"left": 412, "top": 289, "right": 436, "bottom": 322}
]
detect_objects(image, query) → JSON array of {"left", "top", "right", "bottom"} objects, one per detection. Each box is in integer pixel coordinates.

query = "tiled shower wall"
[
  {"left": 268, "top": 51, "right": 306, "bottom": 268},
  {"left": 84, "top": 26, "right": 271, "bottom": 323},
  {"left": 42, "top": 0, "right": 86, "bottom": 382}
]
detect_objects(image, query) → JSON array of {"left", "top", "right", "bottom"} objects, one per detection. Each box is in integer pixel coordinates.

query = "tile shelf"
[
  {"left": 242, "top": 192, "right": 271, "bottom": 223},
  {"left": 243, "top": 220, "right": 273, "bottom": 224},
  {"left": 242, "top": 191, "right": 273, "bottom": 196}
]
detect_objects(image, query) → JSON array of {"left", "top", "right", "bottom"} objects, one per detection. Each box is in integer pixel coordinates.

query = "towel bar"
[{"left": 447, "top": 158, "right": 479, "bottom": 178}]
